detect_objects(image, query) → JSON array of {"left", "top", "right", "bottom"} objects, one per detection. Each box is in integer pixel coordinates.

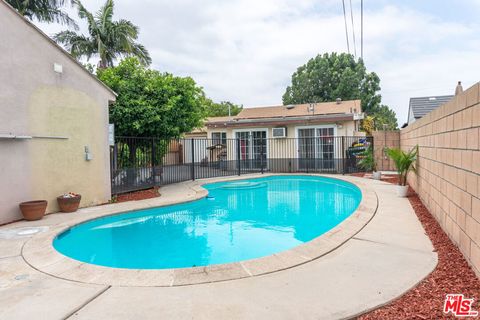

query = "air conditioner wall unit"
[
  {"left": 272, "top": 127, "right": 287, "bottom": 138},
  {"left": 353, "top": 112, "right": 365, "bottom": 120}
]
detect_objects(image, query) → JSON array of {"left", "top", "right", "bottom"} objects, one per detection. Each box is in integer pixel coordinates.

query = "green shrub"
[{"left": 358, "top": 145, "right": 377, "bottom": 172}]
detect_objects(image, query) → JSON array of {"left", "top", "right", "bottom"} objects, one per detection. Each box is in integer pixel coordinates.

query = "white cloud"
[{"left": 36, "top": 0, "right": 480, "bottom": 125}]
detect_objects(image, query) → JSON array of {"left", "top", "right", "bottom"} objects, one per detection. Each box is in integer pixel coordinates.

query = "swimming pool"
[{"left": 53, "top": 175, "right": 362, "bottom": 269}]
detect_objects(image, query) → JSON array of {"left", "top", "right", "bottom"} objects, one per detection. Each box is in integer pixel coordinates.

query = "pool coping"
[{"left": 21, "top": 174, "right": 378, "bottom": 287}]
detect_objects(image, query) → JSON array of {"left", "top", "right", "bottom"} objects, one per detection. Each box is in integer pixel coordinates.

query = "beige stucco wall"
[
  {"left": 401, "top": 82, "right": 480, "bottom": 277},
  {"left": 0, "top": 2, "right": 115, "bottom": 224},
  {"left": 203, "top": 120, "right": 361, "bottom": 171},
  {"left": 216, "top": 120, "right": 358, "bottom": 138}
]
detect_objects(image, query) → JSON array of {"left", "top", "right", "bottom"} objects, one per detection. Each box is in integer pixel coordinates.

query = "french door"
[
  {"left": 235, "top": 130, "right": 267, "bottom": 170},
  {"left": 298, "top": 127, "right": 335, "bottom": 170}
]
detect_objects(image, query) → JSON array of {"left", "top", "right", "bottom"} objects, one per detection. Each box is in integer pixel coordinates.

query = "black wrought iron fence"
[{"left": 110, "top": 136, "right": 373, "bottom": 194}]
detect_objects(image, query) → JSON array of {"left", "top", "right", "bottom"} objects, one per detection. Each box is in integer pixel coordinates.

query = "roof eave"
[{"left": 206, "top": 114, "right": 356, "bottom": 128}]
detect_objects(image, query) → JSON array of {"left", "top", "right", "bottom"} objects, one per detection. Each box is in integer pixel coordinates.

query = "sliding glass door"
[
  {"left": 298, "top": 127, "right": 335, "bottom": 170},
  {"left": 235, "top": 130, "right": 267, "bottom": 170}
]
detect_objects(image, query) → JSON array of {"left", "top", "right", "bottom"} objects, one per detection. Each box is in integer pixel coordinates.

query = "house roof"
[
  {"left": 186, "top": 127, "right": 207, "bottom": 134},
  {"left": 2, "top": 0, "right": 117, "bottom": 97},
  {"left": 236, "top": 100, "right": 361, "bottom": 119},
  {"left": 205, "top": 100, "right": 362, "bottom": 128},
  {"left": 207, "top": 116, "right": 233, "bottom": 122},
  {"left": 409, "top": 95, "right": 453, "bottom": 120}
]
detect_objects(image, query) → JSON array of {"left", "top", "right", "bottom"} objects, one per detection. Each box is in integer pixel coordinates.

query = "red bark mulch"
[
  {"left": 114, "top": 187, "right": 160, "bottom": 203},
  {"left": 358, "top": 174, "right": 480, "bottom": 319}
]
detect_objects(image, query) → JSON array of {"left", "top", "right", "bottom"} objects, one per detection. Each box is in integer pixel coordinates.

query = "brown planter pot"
[
  {"left": 57, "top": 195, "right": 81, "bottom": 213},
  {"left": 19, "top": 200, "right": 48, "bottom": 221}
]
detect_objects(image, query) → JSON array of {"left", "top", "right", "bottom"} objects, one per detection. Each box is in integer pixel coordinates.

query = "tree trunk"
[{"left": 97, "top": 59, "right": 107, "bottom": 69}]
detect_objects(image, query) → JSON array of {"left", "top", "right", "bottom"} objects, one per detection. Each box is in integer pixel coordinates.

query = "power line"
[
  {"left": 341, "top": 0, "right": 350, "bottom": 54},
  {"left": 361, "top": 0, "right": 364, "bottom": 60},
  {"left": 349, "top": 0, "right": 357, "bottom": 58}
]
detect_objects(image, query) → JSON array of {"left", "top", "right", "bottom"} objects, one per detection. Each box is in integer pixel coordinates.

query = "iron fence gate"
[{"left": 110, "top": 136, "right": 373, "bottom": 194}]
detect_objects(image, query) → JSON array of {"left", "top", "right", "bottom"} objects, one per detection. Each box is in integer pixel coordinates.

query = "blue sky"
[{"left": 36, "top": 0, "right": 480, "bottom": 125}]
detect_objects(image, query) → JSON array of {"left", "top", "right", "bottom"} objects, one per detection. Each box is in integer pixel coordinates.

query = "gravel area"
[{"left": 359, "top": 175, "right": 480, "bottom": 319}]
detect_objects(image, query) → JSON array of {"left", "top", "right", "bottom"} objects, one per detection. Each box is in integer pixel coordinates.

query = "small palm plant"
[
  {"left": 358, "top": 145, "right": 381, "bottom": 179},
  {"left": 386, "top": 146, "right": 418, "bottom": 186}
]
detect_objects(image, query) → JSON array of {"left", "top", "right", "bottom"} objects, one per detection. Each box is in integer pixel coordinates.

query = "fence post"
[
  {"left": 260, "top": 142, "right": 264, "bottom": 174},
  {"left": 341, "top": 136, "right": 346, "bottom": 175},
  {"left": 371, "top": 136, "right": 375, "bottom": 171},
  {"left": 306, "top": 138, "right": 309, "bottom": 174},
  {"left": 191, "top": 138, "right": 195, "bottom": 181},
  {"left": 236, "top": 138, "right": 241, "bottom": 176},
  {"left": 151, "top": 138, "right": 155, "bottom": 186}
]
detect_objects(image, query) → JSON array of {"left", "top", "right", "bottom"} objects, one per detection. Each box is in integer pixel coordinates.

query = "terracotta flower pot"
[
  {"left": 19, "top": 200, "right": 48, "bottom": 221},
  {"left": 57, "top": 195, "right": 81, "bottom": 213}
]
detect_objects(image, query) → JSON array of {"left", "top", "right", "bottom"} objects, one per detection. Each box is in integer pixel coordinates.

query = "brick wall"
[
  {"left": 401, "top": 82, "right": 480, "bottom": 277},
  {"left": 372, "top": 131, "right": 400, "bottom": 171}
]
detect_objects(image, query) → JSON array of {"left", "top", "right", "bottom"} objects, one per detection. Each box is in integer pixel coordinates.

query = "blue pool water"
[{"left": 53, "top": 175, "right": 361, "bottom": 269}]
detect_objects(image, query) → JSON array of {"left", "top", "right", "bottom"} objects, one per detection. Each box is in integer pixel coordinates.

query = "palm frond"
[
  {"left": 43, "top": 7, "right": 79, "bottom": 29},
  {"left": 7, "top": 0, "right": 78, "bottom": 28},
  {"left": 129, "top": 43, "right": 152, "bottom": 66},
  {"left": 110, "top": 20, "right": 150, "bottom": 65},
  {"left": 96, "top": 0, "right": 114, "bottom": 30},
  {"left": 72, "top": 0, "right": 97, "bottom": 34},
  {"left": 52, "top": 0, "right": 150, "bottom": 67},
  {"left": 113, "top": 19, "right": 139, "bottom": 38},
  {"left": 53, "top": 30, "right": 95, "bottom": 59},
  {"left": 386, "top": 146, "right": 418, "bottom": 185}
]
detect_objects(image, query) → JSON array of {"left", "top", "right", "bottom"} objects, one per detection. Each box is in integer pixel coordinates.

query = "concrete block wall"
[
  {"left": 401, "top": 82, "right": 480, "bottom": 277},
  {"left": 372, "top": 131, "right": 400, "bottom": 171}
]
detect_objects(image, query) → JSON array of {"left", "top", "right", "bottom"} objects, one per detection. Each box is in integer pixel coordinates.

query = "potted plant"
[
  {"left": 19, "top": 200, "right": 48, "bottom": 221},
  {"left": 358, "top": 145, "right": 381, "bottom": 180},
  {"left": 57, "top": 192, "right": 81, "bottom": 213},
  {"left": 386, "top": 146, "right": 418, "bottom": 197}
]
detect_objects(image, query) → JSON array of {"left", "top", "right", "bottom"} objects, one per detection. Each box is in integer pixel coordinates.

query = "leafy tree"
[
  {"left": 7, "top": 0, "right": 78, "bottom": 28},
  {"left": 99, "top": 58, "right": 205, "bottom": 184},
  {"left": 283, "top": 52, "right": 397, "bottom": 130},
  {"left": 97, "top": 57, "right": 205, "bottom": 138},
  {"left": 371, "top": 104, "right": 398, "bottom": 130},
  {"left": 205, "top": 100, "right": 242, "bottom": 117},
  {"left": 54, "top": 0, "right": 151, "bottom": 68}
]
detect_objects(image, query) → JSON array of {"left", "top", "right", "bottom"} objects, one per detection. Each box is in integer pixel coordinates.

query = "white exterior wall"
[{"left": 204, "top": 120, "right": 362, "bottom": 164}]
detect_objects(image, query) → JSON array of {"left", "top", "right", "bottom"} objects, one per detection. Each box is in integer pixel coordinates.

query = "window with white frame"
[{"left": 211, "top": 132, "right": 227, "bottom": 145}]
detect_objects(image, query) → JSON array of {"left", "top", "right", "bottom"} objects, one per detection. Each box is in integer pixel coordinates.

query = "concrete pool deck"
[{"left": 0, "top": 175, "right": 437, "bottom": 319}]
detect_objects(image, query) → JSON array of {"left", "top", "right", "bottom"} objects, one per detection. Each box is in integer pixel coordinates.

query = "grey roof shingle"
[{"left": 409, "top": 95, "right": 454, "bottom": 119}]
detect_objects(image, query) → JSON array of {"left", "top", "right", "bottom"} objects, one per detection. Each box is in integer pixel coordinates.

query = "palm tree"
[
  {"left": 6, "top": 0, "right": 78, "bottom": 28},
  {"left": 53, "top": 0, "right": 151, "bottom": 68},
  {"left": 386, "top": 146, "right": 418, "bottom": 186}
]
